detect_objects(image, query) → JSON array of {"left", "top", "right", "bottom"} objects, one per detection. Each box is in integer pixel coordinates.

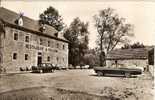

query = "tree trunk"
[{"left": 100, "top": 35, "right": 103, "bottom": 67}]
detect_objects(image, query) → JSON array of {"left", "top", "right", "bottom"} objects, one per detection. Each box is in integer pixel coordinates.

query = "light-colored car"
[
  {"left": 81, "top": 65, "right": 90, "bottom": 69},
  {"left": 75, "top": 66, "right": 80, "bottom": 69}
]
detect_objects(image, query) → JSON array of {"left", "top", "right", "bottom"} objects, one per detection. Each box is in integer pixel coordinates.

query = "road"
[{"left": 0, "top": 69, "right": 154, "bottom": 100}]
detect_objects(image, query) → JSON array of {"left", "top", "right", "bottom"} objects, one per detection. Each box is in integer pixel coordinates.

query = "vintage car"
[
  {"left": 94, "top": 67, "right": 142, "bottom": 77},
  {"left": 68, "top": 64, "right": 75, "bottom": 69},
  {"left": 31, "top": 63, "right": 55, "bottom": 73},
  {"left": 81, "top": 65, "right": 90, "bottom": 69}
]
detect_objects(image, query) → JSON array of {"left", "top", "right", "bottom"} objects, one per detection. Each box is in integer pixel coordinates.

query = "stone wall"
[
  {"left": 0, "top": 26, "right": 68, "bottom": 72},
  {"left": 106, "top": 59, "right": 148, "bottom": 69},
  {"left": 148, "top": 65, "right": 154, "bottom": 78}
]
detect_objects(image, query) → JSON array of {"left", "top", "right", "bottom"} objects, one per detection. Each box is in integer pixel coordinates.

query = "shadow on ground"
[
  {"left": 0, "top": 86, "right": 121, "bottom": 100},
  {"left": 89, "top": 74, "right": 138, "bottom": 78}
]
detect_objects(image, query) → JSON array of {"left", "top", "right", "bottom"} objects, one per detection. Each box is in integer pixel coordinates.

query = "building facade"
[
  {"left": 106, "top": 48, "right": 151, "bottom": 69},
  {"left": 0, "top": 7, "right": 69, "bottom": 72}
]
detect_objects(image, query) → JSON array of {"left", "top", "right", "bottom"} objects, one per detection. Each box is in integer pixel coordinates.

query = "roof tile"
[
  {"left": 0, "top": 7, "right": 68, "bottom": 42},
  {"left": 106, "top": 48, "right": 149, "bottom": 60}
]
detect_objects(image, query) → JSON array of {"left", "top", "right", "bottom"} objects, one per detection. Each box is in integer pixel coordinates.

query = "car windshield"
[
  {"left": 41, "top": 64, "right": 46, "bottom": 67},
  {"left": 47, "top": 64, "right": 51, "bottom": 67},
  {"left": 119, "top": 67, "right": 128, "bottom": 69}
]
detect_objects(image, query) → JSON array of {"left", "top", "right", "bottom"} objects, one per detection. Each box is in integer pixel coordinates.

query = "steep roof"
[
  {"left": 0, "top": 7, "right": 68, "bottom": 43},
  {"left": 106, "top": 48, "right": 149, "bottom": 60}
]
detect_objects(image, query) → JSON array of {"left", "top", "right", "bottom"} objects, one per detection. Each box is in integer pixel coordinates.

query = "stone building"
[
  {"left": 0, "top": 7, "right": 69, "bottom": 72},
  {"left": 106, "top": 48, "right": 151, "bottom": 69},
  {"left": 148, "top": 48, "right": 154, "bottom": 65}
]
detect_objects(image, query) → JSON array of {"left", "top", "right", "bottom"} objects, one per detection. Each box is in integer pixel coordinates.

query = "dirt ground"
[{"left": 0, "top": 69, "right": 154, "bottom": 100}]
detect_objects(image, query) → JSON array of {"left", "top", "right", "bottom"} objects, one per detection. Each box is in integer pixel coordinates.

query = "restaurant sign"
[{"left": 25, "top": 44, "right": 58, "bottom": 52}]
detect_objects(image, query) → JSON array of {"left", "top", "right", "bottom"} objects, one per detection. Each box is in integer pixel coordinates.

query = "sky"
[{"left": 1, "top": 0, "right": 155, "bottom": 48}]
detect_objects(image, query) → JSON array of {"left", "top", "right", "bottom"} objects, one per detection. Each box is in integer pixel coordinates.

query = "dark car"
[
  {"left": 32, "top": 63, "right": 55, "bottom": 73},
  {"left": 94, "top": 67, "right": 142, "bottom": 78}
]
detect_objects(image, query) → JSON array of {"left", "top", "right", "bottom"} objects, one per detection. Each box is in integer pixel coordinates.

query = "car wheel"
[
  {"left": 125, "top": 72, "right": 131, "bottom": 78},
  {"left": 97, "top": 71, "right": 103, "bottom": 76}
]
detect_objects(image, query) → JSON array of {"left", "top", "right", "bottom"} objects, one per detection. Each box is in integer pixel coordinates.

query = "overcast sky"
[{"left": 1, "top": 0, "right": 155, "bottom": 48}]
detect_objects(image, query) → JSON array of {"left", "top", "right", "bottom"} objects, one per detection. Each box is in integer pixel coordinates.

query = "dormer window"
[
  {"left": 39, "top": 24, "right": 46, "bottom": 32},
  {"left": 42, "top": 25, "right": 46, "bottom": 30},
  {"left": 18, "top": 17, "right": 23, "bottom": 26},
  {"left": 15, "top": 14, "right": 23, "bottom": 26}
]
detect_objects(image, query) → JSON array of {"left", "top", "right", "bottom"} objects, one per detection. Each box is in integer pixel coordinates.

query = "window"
[
  {"left": 47, "top": 56, "right": 50, "bottom": 62},
  {"left": 25, "top": 36, "right": 30, "bottom": 42},
  {"left": 38, "top": 52, "right": 42, "bottom": 55},
  {"left": 48, "top": 41, "right": 50, "bottom": 47},
  {"left": 51, "top": 40, "right": 54, "bottom": 48},
  {"left": 13, "top": 53, "right": 17, "bottom": 60},
  {"left": 25, "top": 54, "right": 28, "bottom": 60},
  {"left": 63, "top": 45, "right": 65, "bottom": 50},
  {"left": 0, "top": 56, "right": 1, "bottom": 63},
  {"left": 40, "top": 38, "right": 43, "bottom": 45},
  {"left": 14, "top": 33, "right": 18, "bottom": 40},
  {"left": 56, "top": 43, "right": 59, "bottom": 48},
  {"left": 54, "top": 33, "right": 58, "bottom": 37},
  {"left": 56, "top": 57, "right": 59, "bottom": 62}
]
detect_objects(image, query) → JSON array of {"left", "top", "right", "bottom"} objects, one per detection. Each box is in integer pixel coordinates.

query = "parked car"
[
  {"left": 58, "top": 64, "right": 67, "bottom": 70},
  {"left": 94, "top": 67, "right": 142, "bottom": 78},
  {"left": 31, "top": 63, "right": 55, "bottom": 73},
  {"left": 75, "top": 66, "right": 81, "bottom": 69},
  {"left": 81, "top": 65, "right": 90, "bottom": 69},
  {"left": 68, "top": 64, "right": 74, "bottom": 69}
]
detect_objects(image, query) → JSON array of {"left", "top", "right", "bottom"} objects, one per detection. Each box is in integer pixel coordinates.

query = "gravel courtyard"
[{"left": 0, "top": 69, "right": 154, "bottom": 100}]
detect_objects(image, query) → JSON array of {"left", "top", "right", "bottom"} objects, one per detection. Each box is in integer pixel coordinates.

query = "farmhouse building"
[
  {"left": 106, "top": 48, "right": 153, "bottom": 69},
  {"left": 0, "top": 7, "right": 69, "bottom": 72},
  {"left": 148, "top": 48, "right": 154, "bottom": 65}
]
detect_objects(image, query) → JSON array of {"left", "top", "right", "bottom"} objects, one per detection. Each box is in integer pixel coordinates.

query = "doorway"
[{"left": 37, "top": 56, "right": 42, "bottom": 65}]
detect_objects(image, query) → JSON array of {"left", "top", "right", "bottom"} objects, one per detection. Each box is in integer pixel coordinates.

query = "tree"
[
  {"left": 94, "top": 8, "right": 134, "bottom": 66},
  {"left": 64, "top": 17, "right": 89, "bottom": 66},
  {"left": 121, "top": 42, "right": 145, "bottom": 49},
  {"left": 83, "top": 48, "right": 100, "bottom": 67},
  {"left": 39, "top": 6, "right": 64, "bottom": 31},
  {"left": 130, "top": 42, "right": 145, "bottom": 49}
]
